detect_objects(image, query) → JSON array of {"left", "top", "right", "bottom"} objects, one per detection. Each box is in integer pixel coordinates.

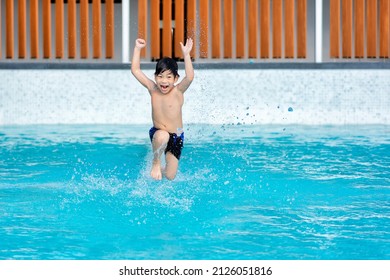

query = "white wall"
[{"left": 1, "top": 69, "right": 389, "bottom": 125}]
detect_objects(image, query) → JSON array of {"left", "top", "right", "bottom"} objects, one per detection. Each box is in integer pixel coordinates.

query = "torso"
[{"left": 150, "top": 86, "right": 184, "bottom": 134}]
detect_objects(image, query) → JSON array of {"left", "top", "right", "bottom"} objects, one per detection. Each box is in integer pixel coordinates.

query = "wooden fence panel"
[
  {"left": 6, "top": 0, "right": 14, "bottom": 58},
  {"left": 80, "top": 0, "right": 89, "bottom": 58},
  {"left": 199, "top": 0, "right": 209, "bottom": 58},
  {"left": 106, "top": 0, "right": 114, "bottom": 59},
  {"left": 260, "top": 0, "right": 270, "bottom": 58},
  {"left": 236, "top": 0, "right": 246, "bottom": 58},
  {"left": 212, "top": 0, "right": 221, "bottom": 58},
  {"left": 162, "top": 0, "right": 172, "bottom": 57},
  {"left": 30, "top": 0, "right": 39, "bottom": 58},
  {"left": 174, "top": 0, "right": 184, "bottom": 59},
  {"left": 342, "top": 0, "right": 352, "bottom": 58},
  {"left": 92, "top": 0, "right": 101, "bottom": 58},
  {"left": 18, "top": 0, "right": 26, "bottom": 58},
  {"left": 187, "top": 0, "right": 196, "bottom": 58},
  {"left": 284, "top": 0, "right": 294, "bottom": 58},
  {"left": 68, "top": 0, "right": 76, "bottom": 59},
  {"left": 297, "top": 0, "right": 307, "bottom": 58},
  {"left": 43, "top": 0, "right": 51, "bottom": 58},
  {"left": 248, "top": 0, "right": 258, "bottom": 58},
  {"left": 223, "top": 0, "right": 233, "bottom": 58},
  {"left": 0, "top": 0, "right": 116, "bottom": 61},
  {"left": 56, "top": 0, "right": 64, "bottom": 58},
  {"left": 138, "top": 0, "right": 147, "bottom": 57},
  {"left": 330, "top": 0, "right": 340, "bottom": 58},
  {"left": 354, "top": 0, "right": 364, "bottom": 58},
  {"left": 150, "top": 0, "right": 160, "bottom": 60},
  {"left": 367, "top": 0, "right": 377, "bottom": 58},
  {"left": 273, "top": 0, "right": 282, "bottom": 58},
  {"left": 379, "top": 0, "right": 389, "bottom": 58}
]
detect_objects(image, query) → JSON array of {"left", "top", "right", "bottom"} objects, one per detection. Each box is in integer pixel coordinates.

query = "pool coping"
[{"left": 1, "top": 62, "right": 390, "bottom": 70}]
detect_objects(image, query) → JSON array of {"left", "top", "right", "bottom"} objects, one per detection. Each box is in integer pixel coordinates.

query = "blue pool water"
[{"left": 0, "top": 124, "right": 389, "bottom": 260}]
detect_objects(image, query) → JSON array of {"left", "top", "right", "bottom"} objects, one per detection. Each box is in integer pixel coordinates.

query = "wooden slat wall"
[
  {"left": 150, "top": 0, "right": 160, "bottom": 60},
  {"left": 342, "top": 0, "right": 352, "bottom": 58},
  {"left": 285, "top": 0, "right": 295, "bottom": 58},
  {"left": 379, "top": 0, "right": 389, "bottom": 58},
  {"left": 2, "top": 1, "right": 390, "bottom": 62},
  {"left": 260, "top": 0, "right": 270, "bottom": 58},
  {"left": 43, "top": 0, "right": 51, "bottom": 59},
  {"left": 162, "top": 0, "right": 172, "bottom": 57},
  {"left": 1, "top": 0, "right": 116, "bottom": 61},
  {"left": 18, "top": 0, "right": 26, "bottom": 58},
  {"left": 187, "top": 0, "right": 196, "bottom": 58},
  {"left": 329, "top": 0, "right": 390, "bottom": 59},
  {"left": 80, "top": 0, "right": 89, "bottom": 58},
  {"left": 354, "top": 0, "right": 364, "bottom": 58},
  {"left": 106, "top": 0, "right": 114, "bottom": 59},
  {"left": 199, "top": 0, "right": 209, "bottom": 58},
  {"left": 56, "top": 0, "right": 64, "bottom": 59},
  {"left": 212, "top": 0, "right": 221, "bottom": 58},
  {"left": 330, "top": 0, "right": 340, "bottom": 58},
  {"left": 30, "top": 0, "right": 39, "bottom": 58},
  {"left": 92, "top": 0, "right": 101, "bottom": 58},
  {"left": 6, "top": 0, "right": 14, "bottom": 58},
  {"left": 248, "top": 0, "right": 258, "bottom": 58},
  {"left": 367, "top": 0, "right": 377, "bottom": 58},
  {"left": 236, "top": 0, "right": 246, "bottom": 58},
  {"left": 223, "top": 0, "right": 233, "bottom": 58},
  {"left": 273, "top": 0, "right": 282, "bottom": 58},
  {"left": 138, "top": 0, "right": 147, "bottom": 58},
  {"left": 68, "top": 0, "right": 77, "bottom": 59},
  {"left": 174, "top": 0, "right": 184, "bottom": 59},
  {"left": 297, "top": 0, "right": 307, "bottom": 58}
]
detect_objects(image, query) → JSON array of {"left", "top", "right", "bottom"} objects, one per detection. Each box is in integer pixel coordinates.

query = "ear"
[{"left": 174, "top": 76, "right": 179, "bottom": 83}]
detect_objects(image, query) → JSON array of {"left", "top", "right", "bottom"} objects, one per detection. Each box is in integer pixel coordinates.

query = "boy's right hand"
[{"left": 135, "top": 38, "right": 146, "bottom": 49}]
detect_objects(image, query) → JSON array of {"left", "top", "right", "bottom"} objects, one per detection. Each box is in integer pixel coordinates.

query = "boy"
[{"left": 131, "top": 38, "right": 194, "bottom": 180}]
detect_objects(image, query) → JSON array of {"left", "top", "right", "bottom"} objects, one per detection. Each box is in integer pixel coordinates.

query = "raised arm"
[
  {"left": 177, "top": 38, "right": 195, "bottom": 94},
  {"left": 131, "top": 39, "right": 155, "bottom": 91}
]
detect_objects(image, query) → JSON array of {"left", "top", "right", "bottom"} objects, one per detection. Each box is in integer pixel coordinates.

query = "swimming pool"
[{"left": 1, "top": 124, "right": 389, "bottom": 259}]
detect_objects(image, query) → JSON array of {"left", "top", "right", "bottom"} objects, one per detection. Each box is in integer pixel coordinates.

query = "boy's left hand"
[{"left": 180, "top": 38, "right": 193, "bottom": 56}]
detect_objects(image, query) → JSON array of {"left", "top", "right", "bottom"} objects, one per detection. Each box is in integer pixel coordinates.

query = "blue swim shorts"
[{"left": 149, "top": 127, "right": 184, "bottom": 160}]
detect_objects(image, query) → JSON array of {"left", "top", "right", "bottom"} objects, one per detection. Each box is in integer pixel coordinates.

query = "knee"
[{"left": 165, "top": 171, "right": 177, "bottom": 181}]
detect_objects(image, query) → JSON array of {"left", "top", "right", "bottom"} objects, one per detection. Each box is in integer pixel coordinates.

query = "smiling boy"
[{"left": 131, "top": 38, "right": 194, "bottom": 180}]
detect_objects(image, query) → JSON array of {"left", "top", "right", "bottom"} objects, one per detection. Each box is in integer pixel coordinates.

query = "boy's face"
[{"left": 155, "top": 70, "right": 178, "bottom": 94}]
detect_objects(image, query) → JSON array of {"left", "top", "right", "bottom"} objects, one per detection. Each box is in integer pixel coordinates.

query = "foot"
[{"left": 150, "top": 160, "right": 162, "bottom": 180}]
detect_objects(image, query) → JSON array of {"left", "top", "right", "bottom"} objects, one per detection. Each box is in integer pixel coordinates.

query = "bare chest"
[{"left": 151, "top": 91, "right": 183, "bottom": 110}]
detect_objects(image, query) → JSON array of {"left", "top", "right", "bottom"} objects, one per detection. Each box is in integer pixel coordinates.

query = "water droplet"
[{"left": 288, "top": 107, "right": 294, "bottom": 112}]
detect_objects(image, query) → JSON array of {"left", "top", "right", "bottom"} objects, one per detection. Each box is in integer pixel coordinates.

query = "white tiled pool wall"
[{"left": 0, "top": 69, "right": 389, "bottom": 125}]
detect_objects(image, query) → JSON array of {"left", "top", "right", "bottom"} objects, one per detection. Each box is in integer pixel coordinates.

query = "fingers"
[
  {"left": 180, "top": 38, "right": 193, "bottom": 50},
  {"left": 136, "top": 38, "right": 146, "bottom": 44}
]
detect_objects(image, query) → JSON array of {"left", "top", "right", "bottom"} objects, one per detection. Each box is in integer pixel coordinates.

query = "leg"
[
  {"left": 150, "top": 130, "right": 170, "bottom": 180},
  {"left": 164, "top": 152, "right": 179, "bottom": 180}
]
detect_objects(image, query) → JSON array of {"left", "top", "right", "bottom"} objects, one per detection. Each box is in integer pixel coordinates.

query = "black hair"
[{"left": 154, "top": 57, "right": 180, "bottom": 77}]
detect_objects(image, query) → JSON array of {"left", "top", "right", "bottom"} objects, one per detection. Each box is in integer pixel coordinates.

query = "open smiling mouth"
[{"left": 161, "top": 85, "right": 169, "bottom": 91}]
